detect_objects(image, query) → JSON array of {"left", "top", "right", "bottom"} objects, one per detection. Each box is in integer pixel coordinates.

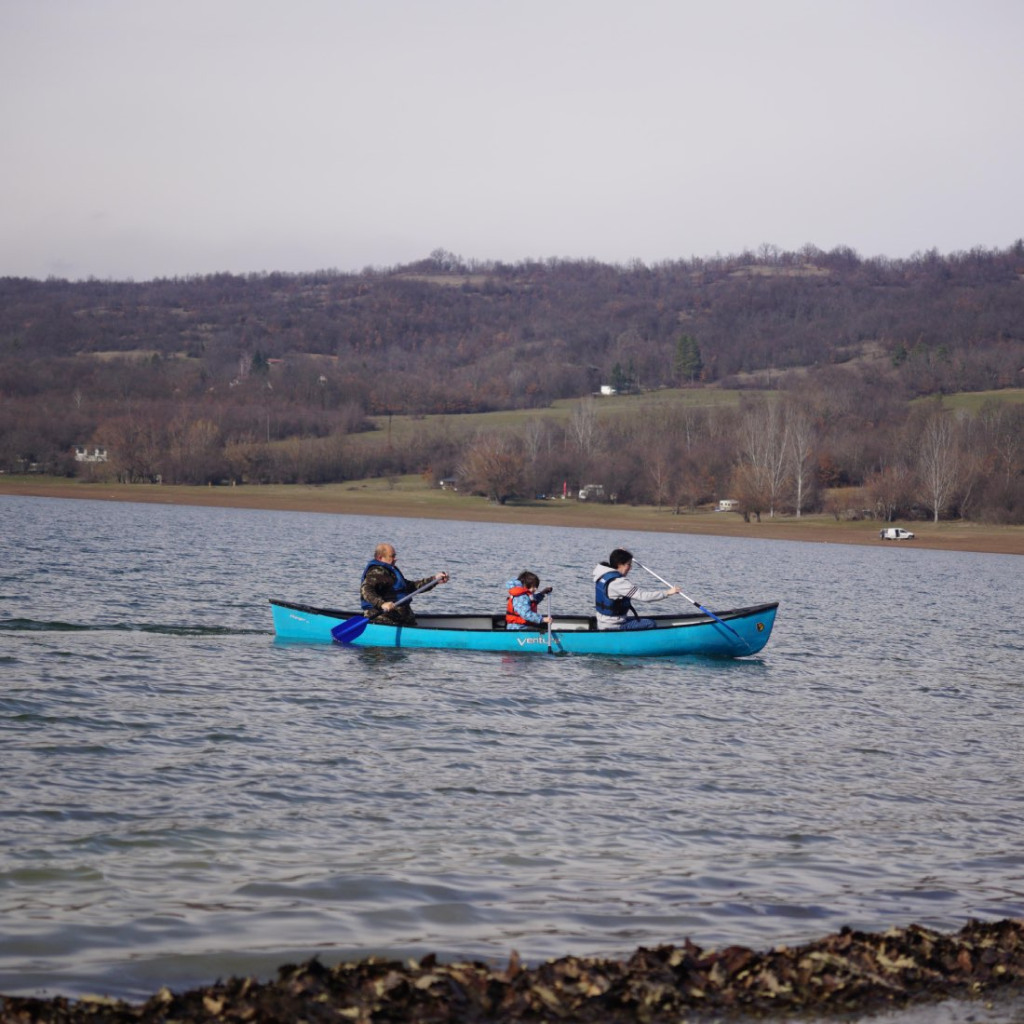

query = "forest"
[{"left": 1, "top": 241, "right": 1023, "bottom": 522}]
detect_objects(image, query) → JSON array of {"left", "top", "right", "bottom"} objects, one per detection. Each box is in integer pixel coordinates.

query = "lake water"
[{"left": 2, "top": 494, "right": 1023, "bottom": 1017}]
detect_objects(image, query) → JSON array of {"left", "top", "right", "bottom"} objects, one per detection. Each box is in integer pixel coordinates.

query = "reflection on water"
[{"left": 1, "top": 494, "right": 1023, "bottom": 1020}]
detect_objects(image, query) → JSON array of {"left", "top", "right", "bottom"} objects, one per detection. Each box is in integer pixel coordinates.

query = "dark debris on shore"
[{"left": 3, "top": 919, "right": 1024, "bottom": 1023}]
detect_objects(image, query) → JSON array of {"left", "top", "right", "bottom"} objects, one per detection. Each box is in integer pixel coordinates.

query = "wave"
[{"left": 0, "top": 618, "right": 269, "bottom": 637}]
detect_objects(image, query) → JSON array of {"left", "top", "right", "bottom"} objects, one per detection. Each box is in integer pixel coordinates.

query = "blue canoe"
[{"left": 269, "top": 599, "right": 778, "bottom": 658}]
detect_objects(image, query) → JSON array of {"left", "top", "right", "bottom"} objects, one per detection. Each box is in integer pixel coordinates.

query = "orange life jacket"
[{"left": 505, "top": 584, "right": 539, "bottom": 626}]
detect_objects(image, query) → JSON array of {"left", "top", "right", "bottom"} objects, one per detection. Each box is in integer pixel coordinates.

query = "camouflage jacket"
[{"left": 360, "top": 563, "right": 435, "bottom": 626}]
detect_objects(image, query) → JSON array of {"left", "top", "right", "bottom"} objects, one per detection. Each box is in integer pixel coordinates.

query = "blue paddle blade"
[{"left": 331, "top": 616, "right": 370, "bottom": 645}]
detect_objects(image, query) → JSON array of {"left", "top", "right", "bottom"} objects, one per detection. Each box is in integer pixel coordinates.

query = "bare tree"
[
  {"left": 866, "top": 462, "right": 914, "bottom": 522},
  {"left": 678, "top": 405, "right": 706, "bottom": 452},
  {"left": 522, "top": 417, "right": 555, "bottom": 495},
  {"left": 731, "top": 461, "right": 770, "bottom": 522},
  {"left": 568, "top": 398, "right": 600, "bottom": 457},
  {"left": 785, "top": 401, "right": 817, "bottom": 517},
  {"left": 164, "top": 415, "right": 223, "bottom": 484},
  {"left": 98, "top": 411, "right": 162, "bottom": 483},
  {"left": 460, "top": 432, "right": 525, "bottom": 505},
  {"left": 737, "top": 398, "right": 788, "bottom": 517},
  {"left": 916, "top": 409, "right": 960, "bottom": 522},
  {"left": 983, "top": 403, "right": 1024, "bottom": 485},
  {"left": 523, "top": 417, "right": 546, "bottom": 462},
  {"left": 647, "top": 441, "right": 675, "bottom": 508},
  {"left": 671, "top": 451, "right": 711, "bottom": 513}
]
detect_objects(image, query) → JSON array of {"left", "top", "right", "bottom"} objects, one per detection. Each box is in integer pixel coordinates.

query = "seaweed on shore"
[{"left": 3, "top": 918, "right": 1024, "bottom": 1023}]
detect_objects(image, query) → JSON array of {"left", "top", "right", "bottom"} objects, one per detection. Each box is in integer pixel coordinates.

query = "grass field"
[
  {"left": 923, "top": 387, "right": 1024, "bottom": 413},
  {"left": 355, "top": 387, "right": 751, "bottom": 450},
  {"left": 353, "top": 386, "right": 1024, "bottom": 453}
]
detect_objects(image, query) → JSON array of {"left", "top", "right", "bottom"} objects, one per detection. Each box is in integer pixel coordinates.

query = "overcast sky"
[{"left": 2, "top": 0, "right": 1021, "bottom": 281}]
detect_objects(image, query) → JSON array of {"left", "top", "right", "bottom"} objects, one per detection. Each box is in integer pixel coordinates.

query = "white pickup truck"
[{"left": 879, "top": 527, "right": 915, "bottom": 540}]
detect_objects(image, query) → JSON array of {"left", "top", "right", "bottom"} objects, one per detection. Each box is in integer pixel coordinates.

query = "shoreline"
[
  {"left": 2, "top": 920, "right": 1024, "bottom": 1021},
  {"left": 3, "top": 477, "right": 1022, "bottom": 555}
]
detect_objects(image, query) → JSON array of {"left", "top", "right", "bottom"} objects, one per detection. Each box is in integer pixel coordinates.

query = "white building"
[{"left": 74, "top": 445, "right": 109, "bottom": 463}]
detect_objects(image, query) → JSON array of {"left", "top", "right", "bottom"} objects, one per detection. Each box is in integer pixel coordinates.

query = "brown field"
[{"left": 3, "top": 476, "right": 1022, "bottom": 555}]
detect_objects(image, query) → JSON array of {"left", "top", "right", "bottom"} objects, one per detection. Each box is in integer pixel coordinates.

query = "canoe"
[{"left": 269, "top": 599, "right": 778, "bottom": 658}]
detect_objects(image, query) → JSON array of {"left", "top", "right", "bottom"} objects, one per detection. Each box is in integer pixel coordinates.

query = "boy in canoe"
[{"left": 505, "top": 571, "right": 553, "bottom": 630}]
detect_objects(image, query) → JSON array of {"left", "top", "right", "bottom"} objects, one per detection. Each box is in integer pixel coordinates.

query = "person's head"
[
  {"left": 518, "top": 571, "right": 540, "bottom": 591},
  {"left": 374, "top": 543, "right": 397, "bottom": 563},
  {"left": 608, "top": 548, "right": 633, "bottom": 573}
]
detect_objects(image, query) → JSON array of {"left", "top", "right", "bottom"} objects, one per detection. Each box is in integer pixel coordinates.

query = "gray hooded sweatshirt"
[{"left": 591, "top": 562, "right": 671, "bottom": 630}]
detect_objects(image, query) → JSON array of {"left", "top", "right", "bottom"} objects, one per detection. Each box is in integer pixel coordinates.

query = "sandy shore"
[{"left": 3, "top": 477, "right": 1022, "bottom": 555}]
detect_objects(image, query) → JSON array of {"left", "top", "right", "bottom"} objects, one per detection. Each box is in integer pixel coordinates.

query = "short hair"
[
  {"left": 608, "top": 548, "right": 633, "bottom": 569},
  {"left": 374, "top": 543, "right": 395, "bottom": 560},
  {"left": 518, "top": 571, "right": 540, "bottom": 589}
]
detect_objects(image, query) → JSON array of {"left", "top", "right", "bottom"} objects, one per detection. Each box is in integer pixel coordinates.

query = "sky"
[{"left": 2, "top": 0, "right": 1022, "bottom": 281}]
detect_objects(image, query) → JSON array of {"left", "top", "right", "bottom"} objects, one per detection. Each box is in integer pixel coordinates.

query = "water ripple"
[{"left": 1, "top": 495, "right": 1023, "bottom": 1010}]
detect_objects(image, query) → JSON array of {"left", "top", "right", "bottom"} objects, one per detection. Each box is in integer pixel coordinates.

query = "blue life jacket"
[
  {"left": 595, "top": 569, "right": 634, "bottom": 618},
  {"left": 360, "top": 559, "right": 412, "bottom": 611}
]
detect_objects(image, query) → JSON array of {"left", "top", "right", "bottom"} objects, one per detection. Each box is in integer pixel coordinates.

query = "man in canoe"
[
  {"left": 360, "top": 543, "right": 449, "bottom": 626},
  {"left": 593, "top": 548, "right": 679, "bottom": 630},
  {"left": 504, "top": 571, "right": 553, "bottom": 631}
]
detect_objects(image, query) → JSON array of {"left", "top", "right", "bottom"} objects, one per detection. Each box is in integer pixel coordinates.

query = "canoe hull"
[{"left": 269, "top": 600, "right": 778, "bottom": 658}]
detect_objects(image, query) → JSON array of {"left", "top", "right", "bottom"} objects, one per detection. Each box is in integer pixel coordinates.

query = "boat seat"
[
  {"left": 490, "top": 614, "right": 552, "bottom": 633},
  {"left": 555, "top": 617, "right": 598, "bottom": 631}
]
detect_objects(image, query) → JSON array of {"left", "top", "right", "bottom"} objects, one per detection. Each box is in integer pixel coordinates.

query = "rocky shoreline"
[{"left": 3, "top": 920, "right": 1024, "bottom": 1023}]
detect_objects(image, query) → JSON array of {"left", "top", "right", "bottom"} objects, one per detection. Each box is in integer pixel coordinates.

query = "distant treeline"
[{"left": 1, "top": 243, "right": 1023, "bottom": 522}]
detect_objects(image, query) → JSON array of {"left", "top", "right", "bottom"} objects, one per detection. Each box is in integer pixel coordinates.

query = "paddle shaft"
[
  {"left": 332, "top": 576, "right": 442, "bottom": 644},
  {"left": 544, "top": 590, "right": 566, "bottom": 655},
  {"left": 384, "top": 576, "right": 441, "bottom": 613},
  {"left": 633, "top": 560, "right": 749, "bottom": 649}
]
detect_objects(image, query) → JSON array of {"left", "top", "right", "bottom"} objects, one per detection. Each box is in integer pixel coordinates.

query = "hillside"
[
  {"left": 2, "top": 243, "right": 1023, "bottom": 523},
  {"left": 4, "top": 243, "right": 1024, "bottom": 411}
]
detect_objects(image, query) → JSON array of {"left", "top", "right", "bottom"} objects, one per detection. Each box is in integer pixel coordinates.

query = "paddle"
[
  {"left": 544, "top": 589, "right": 565, "bottom": 656},
  {"left": 331, "top": 578, "right": 441, "bottom": 645},
  {"left": 544, "top": 589, "right": 561, "bottom": 651},
  {"left": 632, "top": 559, "right": 750, "bottom": 651}
]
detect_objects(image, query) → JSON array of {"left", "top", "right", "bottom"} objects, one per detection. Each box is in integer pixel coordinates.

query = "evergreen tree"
[{"left": 674, "top": 334, "right": 703, "bottom": 384}]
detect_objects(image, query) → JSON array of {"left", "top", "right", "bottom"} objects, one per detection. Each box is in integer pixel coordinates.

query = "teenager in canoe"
[{"left": 593, "top": 548, "right": 679, "bottom": 630}]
